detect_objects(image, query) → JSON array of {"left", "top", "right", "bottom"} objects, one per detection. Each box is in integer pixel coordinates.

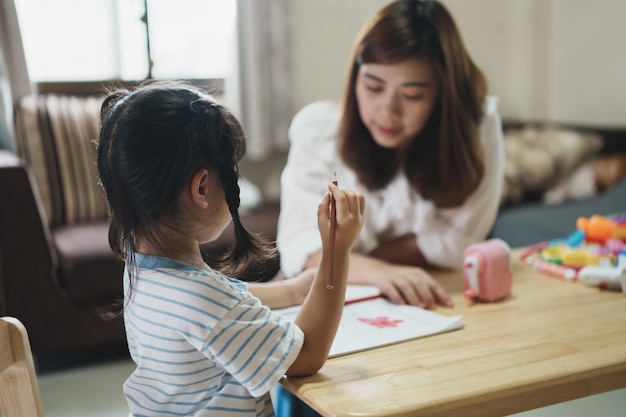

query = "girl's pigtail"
[
  {"left": 189, "top": 98, "right": 276, "bottom": 278},
  {"left": 219, "top": 154, "right": 276, "bottom": 278},
  {"left": 214, "top": 106, "right": 276, "bottom": 277}
]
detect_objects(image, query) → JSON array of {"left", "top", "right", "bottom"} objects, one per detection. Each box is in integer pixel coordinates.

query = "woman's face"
[{"left": 355, "top": 58, "right": 438, "bottom": 151}]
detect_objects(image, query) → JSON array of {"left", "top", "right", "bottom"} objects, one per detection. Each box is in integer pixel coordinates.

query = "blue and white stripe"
[{"left": 123, "top": 254, "right": 304, "bottom": 416}]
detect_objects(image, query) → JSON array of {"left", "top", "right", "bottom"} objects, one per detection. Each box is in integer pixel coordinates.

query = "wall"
[
  {"left": 288, "top": 0, "right": 383, "bottom": 112},
  {"left": 287, "top": 0, "right": 626, "bottom": 126}
]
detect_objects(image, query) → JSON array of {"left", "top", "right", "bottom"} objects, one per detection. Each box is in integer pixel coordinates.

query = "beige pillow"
[
  {"left": 500, "top": 125, "right": 603, "bottom": 207},
  {"left": 14, "top": 94, "right": 107, "bottom": 227}
]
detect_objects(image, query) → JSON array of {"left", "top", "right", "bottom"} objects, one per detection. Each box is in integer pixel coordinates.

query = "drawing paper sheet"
[
  {"left": 274, "top": 286, "right": 464, "bottom": 358},
  {"left": 344, "top": 284, "right": 381, "bottom": 301}
]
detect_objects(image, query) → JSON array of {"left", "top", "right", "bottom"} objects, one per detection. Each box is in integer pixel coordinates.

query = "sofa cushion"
[
  {"left": 14, "top": 94, "right": 107, "bottom": 228},
  {"left": 52, "top": 222, "right": 124, "bottom": 303},
  {"left": 501, "top": 125, "right": 603, "bottom": 206},
  {"left": 52, "top": 201, "right": 282, "bottom": 303},
  {"left": 12, "top": 93, "right": 267, "bottom": 229}
]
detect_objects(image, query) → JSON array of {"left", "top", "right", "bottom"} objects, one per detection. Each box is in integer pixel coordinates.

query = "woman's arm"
[
  {"left": 247, "top": 269, "right": 315, "bottom": 309},
  {"left": 277, "top": 101, "right": 341, "bottom": 278},
  {"left": 304, "top": 243, "right": 452, "bottom": 309},
  {"left": 368, "top": 234, "right": 427, "bottom": 266}
]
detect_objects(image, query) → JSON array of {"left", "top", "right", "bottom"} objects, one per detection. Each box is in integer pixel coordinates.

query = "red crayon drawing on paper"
[
  {"left": 358, "top": 316, "right": 404, "bottom": 328},
  {"left": 274, "top": 289, "right": 464, "bottom": 357}
]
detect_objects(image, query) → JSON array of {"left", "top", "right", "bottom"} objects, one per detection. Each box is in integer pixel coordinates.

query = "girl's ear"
[{"left": 190, "top": 169, "right": 211, "bottom": 209}]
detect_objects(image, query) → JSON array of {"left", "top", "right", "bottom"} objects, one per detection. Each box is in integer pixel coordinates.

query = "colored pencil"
[
  {"left": 327, "top": 172, "right": 338, "bottom": 289},
  {"left": 519, "top": 240, "right": 548, "bottom": 261},
  {"left": 344, "top": 294, "right": 382, "bottom": 305}
]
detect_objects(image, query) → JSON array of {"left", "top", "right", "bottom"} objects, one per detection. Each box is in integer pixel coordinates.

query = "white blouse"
[{"left": 277, "top": 97, "right": 504, "bottom": 277}]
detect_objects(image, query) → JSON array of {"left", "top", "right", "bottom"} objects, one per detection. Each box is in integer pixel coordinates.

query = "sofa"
[
  {"left": 1, "top": 93, "right": 625, "bottom": 359},
  {"left": 490, "top": 122, "right": 626, "bottom": 246}
]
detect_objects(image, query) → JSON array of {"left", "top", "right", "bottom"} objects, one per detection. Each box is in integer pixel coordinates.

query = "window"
[{"left": 14, "top": 0, "right": 237, "bottom": 98}]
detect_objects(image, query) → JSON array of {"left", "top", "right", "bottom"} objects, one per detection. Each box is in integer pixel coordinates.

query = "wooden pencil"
[{"left": 327, "top": 172, "right": 338, "bottom": 289}]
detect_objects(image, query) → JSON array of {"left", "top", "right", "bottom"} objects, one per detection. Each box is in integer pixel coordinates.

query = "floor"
[{"left": 36, "top": 350, "right": 626, "bottom": 417}]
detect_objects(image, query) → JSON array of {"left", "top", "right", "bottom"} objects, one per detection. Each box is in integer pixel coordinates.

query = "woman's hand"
[
  {"left": 247, "top": 268, "right": 315, "bottom": 309},
  {"left": 286, "top": 268, "right": 316, "bottom": 305},
  {"left": 346, "top": 253, "right": 453, "bottom": 309},
  {"left": 377, "top": 264, "right": 452, "bottom": 309}
]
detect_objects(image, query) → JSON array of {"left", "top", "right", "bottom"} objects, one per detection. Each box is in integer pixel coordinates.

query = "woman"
[{"left": 277, "top": 0, "right": 504, "bottom": 310}]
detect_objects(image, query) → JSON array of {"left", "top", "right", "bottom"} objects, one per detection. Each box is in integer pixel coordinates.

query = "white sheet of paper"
[
  {"left": 344, "top": 284, "right": 381, "bottom": 301},
  {"left": 274, "top": 287, "right": 464, "bottom": 358}
]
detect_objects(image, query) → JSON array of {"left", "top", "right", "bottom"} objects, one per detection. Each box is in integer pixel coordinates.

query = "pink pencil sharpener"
[{"left": 463, "top": 238, "right": 513, "bottom": 302}]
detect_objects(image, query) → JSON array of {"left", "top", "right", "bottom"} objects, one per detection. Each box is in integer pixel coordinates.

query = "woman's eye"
[
  {"left": 365, "top": 85, "right": 383, "bottom": 93},
  {"left": 403, "top": 95, "right": 424, "bottom": 101}
]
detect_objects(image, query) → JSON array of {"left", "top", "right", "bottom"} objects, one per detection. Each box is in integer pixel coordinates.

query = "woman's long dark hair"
[
  {"left": 339, "top": 0, "right": 487, "bottom": 207},
  {"left": 97, "top": 80, "right": 275, "bottom": 292}
]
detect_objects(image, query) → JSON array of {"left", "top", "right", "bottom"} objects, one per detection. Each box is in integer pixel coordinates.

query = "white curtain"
[
  {"left": 0, "top": 0, "right": 33, "bottom": 150},
  {"left": 236, "top": 0, "right": 292, "bottom": 161}
]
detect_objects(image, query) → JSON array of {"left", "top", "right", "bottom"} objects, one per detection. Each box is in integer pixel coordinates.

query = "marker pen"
[{"left": 532, "top": 258, "right": 577, "bottom": 282}]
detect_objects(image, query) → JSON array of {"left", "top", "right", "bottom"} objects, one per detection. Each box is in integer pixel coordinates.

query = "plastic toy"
[
  {"left": 578, "top": 251, "right": 626, "bottom": 292},
  {"left": 612, "top": 223, "right": 626, "bottom": 240},
  {"left": 577, "top": 215, "right": 626, "bottom": 244},
  {"left": 539, "top": 246, "right": 613, "bottom": 268},
  {"left": 521, "top": 214, "right": 626, "bottom": 287},
  {"left": 605, "top": 237, "right": 626, "bottom": 255}
]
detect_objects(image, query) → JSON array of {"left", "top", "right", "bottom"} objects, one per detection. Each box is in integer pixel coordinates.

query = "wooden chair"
[{"left": 0, "top": 316, "right": 44, "bottom": 417}]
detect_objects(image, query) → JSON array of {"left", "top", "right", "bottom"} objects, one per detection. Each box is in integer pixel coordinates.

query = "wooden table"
[{"left": 279, "top": 251, "right": 626, "bottom": 416}]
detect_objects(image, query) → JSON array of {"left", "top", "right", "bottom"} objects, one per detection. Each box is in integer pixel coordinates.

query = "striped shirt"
[{"left": 123, "top": 254, "right": 304, "bottom": 416}]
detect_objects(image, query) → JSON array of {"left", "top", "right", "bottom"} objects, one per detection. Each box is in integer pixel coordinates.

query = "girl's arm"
[{"left": 285, "top": 184, "right": 364, "bottom": 377}]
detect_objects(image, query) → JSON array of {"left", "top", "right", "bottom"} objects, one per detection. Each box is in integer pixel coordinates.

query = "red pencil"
[
  {"left": 327, "top": 172, "right": 338, "bottom": 289},
  {"left": 519, "top": 240, "right": 548, "bottom": 261},
  {"left": 344, "top": 294, "right": 382, "bottom": 305}
]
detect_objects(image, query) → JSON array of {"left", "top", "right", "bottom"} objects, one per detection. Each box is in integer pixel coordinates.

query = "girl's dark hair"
[
  {"left": 97, "top": 80, "right": 275, "bottom": 287},
  {"left": 339, "top": 0, "right": 487, "bottom": 207}
]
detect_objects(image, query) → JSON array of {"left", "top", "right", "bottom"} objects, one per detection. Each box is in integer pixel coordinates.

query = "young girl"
[
  {"left": 96, "top": 80, "right": 364, "bottom": 417},
  {"left": 278, "top": 0, "right": 504, "bottom": 311}
]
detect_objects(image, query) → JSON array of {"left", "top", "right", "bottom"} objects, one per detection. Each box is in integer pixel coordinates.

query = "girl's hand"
[
  {"left": 287, "top": 185, "right": 364, "bottom": 376},
  {"left": 317, "top": 182, "right": 365, "bottom": 255}
]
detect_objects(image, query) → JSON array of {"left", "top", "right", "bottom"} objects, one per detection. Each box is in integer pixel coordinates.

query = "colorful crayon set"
[{"left": 520, "top": 214, "right": 626, "bottom": 293}]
